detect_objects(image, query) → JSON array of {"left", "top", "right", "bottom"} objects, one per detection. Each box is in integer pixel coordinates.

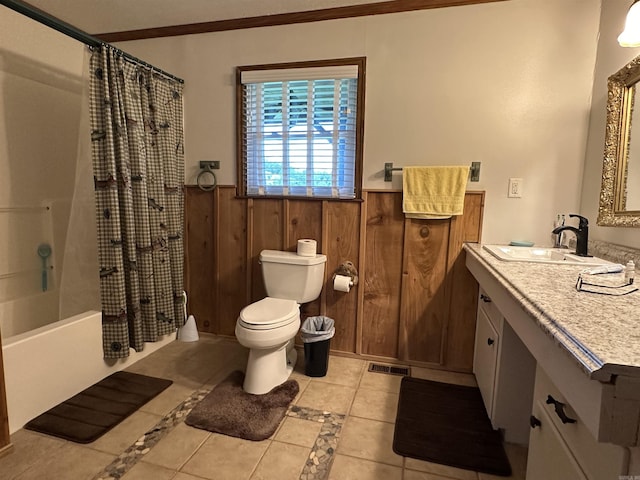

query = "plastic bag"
[{"left": 300, "top": 316, "right": 335, "bottom": 343}]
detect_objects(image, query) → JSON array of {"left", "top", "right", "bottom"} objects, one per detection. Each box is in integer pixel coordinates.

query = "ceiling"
[{"left": 22, "top": 0, "right": 392, "bottom": 35}]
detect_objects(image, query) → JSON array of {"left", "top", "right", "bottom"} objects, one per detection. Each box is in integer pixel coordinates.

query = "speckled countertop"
[{"left": 464, "top": 243, "right": 640, "bottom": 380}]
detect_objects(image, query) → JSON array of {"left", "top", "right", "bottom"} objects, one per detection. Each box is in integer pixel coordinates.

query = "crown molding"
[{"left": 96, "top": 0, "right": 506, "bottom": 42}]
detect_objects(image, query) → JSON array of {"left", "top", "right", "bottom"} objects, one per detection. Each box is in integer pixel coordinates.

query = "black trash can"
[{"left": 301, "top": 316, "right": 335, "bottom": 377}]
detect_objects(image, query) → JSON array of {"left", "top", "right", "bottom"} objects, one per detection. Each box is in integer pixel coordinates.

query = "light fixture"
[{"left": 619, "top": 0, "right": 640, "bottom": 47}]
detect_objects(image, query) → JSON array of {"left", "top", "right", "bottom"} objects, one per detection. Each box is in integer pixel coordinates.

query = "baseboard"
[{"left": 0, "top": 442, "right": 14, "bottom": 459}]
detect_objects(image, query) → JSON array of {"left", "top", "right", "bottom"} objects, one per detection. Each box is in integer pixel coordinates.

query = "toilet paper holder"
[{"left": 333, "top": 261, "right": 359, "bottom": 286}]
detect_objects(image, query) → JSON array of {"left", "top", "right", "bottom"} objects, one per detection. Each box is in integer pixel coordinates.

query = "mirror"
[{"left": 598, "top": 55, "right": 640, "bottom": 227}]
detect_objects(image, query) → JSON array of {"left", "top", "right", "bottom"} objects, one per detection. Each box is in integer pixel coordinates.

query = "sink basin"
[{"left": 483, "top": 245, "right": 611, "bottom": 266}]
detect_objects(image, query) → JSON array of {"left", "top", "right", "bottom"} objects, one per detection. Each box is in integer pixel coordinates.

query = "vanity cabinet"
[
  {"left": 465, "top": 244, "right": 640, "bottom": 478},
  {"left": 473, "top": 288, "right": 536, "bottom": 445},
  {"left": 527, "top": 366, "right": 626, "bottom": 480}
]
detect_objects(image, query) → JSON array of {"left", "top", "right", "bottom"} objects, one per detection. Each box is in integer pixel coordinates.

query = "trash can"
[{"left": 301, "top": 316, "right": 335, "bottom": 377}]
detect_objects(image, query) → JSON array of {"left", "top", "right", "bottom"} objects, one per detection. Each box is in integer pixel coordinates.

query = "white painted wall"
[
  {"left": 581, "top": 0, "right": 640, "bottom": 250},
  {"left": 117, "top": 0, "right": 601, "bottom": 246}
]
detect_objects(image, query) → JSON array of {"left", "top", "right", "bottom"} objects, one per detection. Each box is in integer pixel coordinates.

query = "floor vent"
[{"left": 368, "top": 363, "right": 411, "bottom": 376}]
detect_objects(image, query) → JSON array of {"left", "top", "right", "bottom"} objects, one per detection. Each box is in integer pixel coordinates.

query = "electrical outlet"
[{"left": 508, "top": 178, "right": 523, "bottom": 198}]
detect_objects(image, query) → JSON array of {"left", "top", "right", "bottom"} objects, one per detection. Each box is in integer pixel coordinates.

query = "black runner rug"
[{"left": 393, "top": 377, "right": 511, "bottom": 476}]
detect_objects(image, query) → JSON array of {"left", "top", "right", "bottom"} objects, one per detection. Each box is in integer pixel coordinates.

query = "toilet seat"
[{"left": 238, "top": 297, "right": 299, "bottom": 330}]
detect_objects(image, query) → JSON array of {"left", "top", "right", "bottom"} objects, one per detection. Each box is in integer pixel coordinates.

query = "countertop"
[{"left": 464, "top": 243, "right": 640, "bottom": 381}]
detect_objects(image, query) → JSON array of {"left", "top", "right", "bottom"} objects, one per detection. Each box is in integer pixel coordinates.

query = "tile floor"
[{"left": 0, "top": 334, "right": 528, "bottom": 480}]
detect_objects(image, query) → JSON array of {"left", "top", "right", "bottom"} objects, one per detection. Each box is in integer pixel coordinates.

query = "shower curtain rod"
[{"left": 0, "top": 0, "right": 184, "bottom": 84}]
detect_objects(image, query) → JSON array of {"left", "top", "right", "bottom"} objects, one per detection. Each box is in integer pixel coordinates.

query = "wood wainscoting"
[
  {"left": 0, "top": 329, "right": 11, "bottom": 455},
  {"left": 184, "top": 186, "right": 484, "bottom": 372}
]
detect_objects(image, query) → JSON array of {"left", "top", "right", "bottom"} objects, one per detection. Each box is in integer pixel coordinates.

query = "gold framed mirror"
[{"left": 598, "top": 55, "right": 640, "bottom": 227}]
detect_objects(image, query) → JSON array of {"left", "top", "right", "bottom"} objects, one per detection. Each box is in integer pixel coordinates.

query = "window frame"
[{"left": 235, "top": 57, "right": 366, "bottom": 200}]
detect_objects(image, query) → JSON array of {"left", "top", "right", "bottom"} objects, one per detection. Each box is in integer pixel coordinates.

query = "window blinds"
[{"left": 240, "top": 66, "right": 359, "bottom": 199}]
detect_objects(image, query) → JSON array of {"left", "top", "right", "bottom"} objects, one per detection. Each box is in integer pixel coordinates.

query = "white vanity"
[{"left": 465, "top": 243, "right": 640, "bottom": 479}]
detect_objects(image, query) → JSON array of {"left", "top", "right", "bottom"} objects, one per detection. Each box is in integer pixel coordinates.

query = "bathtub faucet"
[{"left": 551, "top": 214, "right": 589, "bottom": 257}]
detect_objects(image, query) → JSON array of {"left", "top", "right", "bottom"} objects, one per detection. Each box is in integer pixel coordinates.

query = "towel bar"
[
  {"left": 0, "top": 266, "right": 53, "bottom": 281},
  {"left": 0, "top": 205, "right": 51, "bottom": 213},
  {"left": 384, "top": 162, "right": 481, "bottom": 182},
  {"left": 197, "top": 160, "right": 219, "bottom": 191}
]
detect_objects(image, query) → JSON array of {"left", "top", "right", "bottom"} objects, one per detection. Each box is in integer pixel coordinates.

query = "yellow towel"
[{"left": 402, "top": 166, "right": 469, "bottom": 219}]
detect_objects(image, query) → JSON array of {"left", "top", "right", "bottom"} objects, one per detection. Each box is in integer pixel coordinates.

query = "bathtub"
[{"left": 2, "top": 310, "right": 175, "bottom": 433}]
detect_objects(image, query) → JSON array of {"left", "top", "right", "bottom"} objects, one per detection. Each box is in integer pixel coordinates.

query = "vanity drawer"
[
  {"left": 531, "top": 366, "right": 627, "bottom": 479},
  {"left": 478, "top": 287, "right": 502, "bottom": 331}
]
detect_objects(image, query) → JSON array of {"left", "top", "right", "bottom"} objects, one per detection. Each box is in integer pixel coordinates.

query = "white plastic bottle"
[{"left": 625, "top": 260, "right": 635, "bottom": 284}]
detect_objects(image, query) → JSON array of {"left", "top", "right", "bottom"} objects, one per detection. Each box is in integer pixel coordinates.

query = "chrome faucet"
[{"left": 551, "top": 214, "right": 590, "bottom": 257}]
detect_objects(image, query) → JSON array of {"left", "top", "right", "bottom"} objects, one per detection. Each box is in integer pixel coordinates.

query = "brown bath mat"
[
  {"left": 24, "top": 371, "right": 172, "bottom": 444},
  {"left": 185, "top": 370, "right": 299, "bottom": 441},
  {"left": 393, "top": 377, "right": 511, "bottom": 476}
]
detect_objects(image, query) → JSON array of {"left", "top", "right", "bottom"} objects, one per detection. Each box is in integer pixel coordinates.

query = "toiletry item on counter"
[
  {"left": 509, "top": 240, "right": 534, "bottom": 247},
  {"left": 625, "top": 260, "right": 635, "bottom": 284},
  {"left": 581, "top": 264, "right": 624, "bottom": 275}
]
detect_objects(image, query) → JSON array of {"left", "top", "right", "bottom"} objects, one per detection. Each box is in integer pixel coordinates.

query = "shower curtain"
[
  {"left": 89, "top": 45, "right": 185, "bottom": 358},
  {"left": 60, "top": 47, "right": 100, "bottom": 321}
]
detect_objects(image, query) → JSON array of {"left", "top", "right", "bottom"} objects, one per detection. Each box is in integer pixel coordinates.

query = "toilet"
[{"left": 235, "top": 249, "right": 327, "bottom": 394}]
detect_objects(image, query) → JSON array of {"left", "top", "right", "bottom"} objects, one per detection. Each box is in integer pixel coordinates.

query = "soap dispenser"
[{"left": 625, "top": 261, "right": 635, "bottom": 284}]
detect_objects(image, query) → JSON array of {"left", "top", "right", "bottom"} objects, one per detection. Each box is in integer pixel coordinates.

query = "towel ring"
[{"left": 197, "top": 163, "right": 217, "bottom": 191}]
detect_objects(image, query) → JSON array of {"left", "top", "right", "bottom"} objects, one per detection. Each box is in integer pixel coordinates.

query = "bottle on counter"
[{"left": 625, "top": 260, "right": 635, "bottom": 284}]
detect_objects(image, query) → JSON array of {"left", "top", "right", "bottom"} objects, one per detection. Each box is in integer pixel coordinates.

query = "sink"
[{"left": 483, "top": 245, "right": 612, "bottom": 266}]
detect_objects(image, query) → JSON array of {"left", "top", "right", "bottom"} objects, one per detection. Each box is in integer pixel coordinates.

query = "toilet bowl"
[{"left": 235, "top": 297, "right": 300, "bottom": 394}]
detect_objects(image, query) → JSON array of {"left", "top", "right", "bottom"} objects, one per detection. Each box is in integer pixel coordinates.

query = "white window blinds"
[{"left": 240, "top": 65, "right": 360, "bottom": 199}]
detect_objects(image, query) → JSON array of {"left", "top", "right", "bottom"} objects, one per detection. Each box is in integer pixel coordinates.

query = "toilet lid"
[{"left": 239, "top": 297, "right": 299, "bottom": 330}]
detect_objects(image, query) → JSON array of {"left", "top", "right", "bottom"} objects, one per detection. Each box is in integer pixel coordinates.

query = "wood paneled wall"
[
  {"left": 185, "top": 186, "right": 483, "bottom": 372},
  {"left": 0, "top": 331, "right": 11, "bottom": 455}
]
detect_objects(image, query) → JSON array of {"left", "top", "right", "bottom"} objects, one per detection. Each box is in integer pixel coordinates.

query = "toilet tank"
[{"left": 260, "top": 250, "right": 327, "bottom": 303}]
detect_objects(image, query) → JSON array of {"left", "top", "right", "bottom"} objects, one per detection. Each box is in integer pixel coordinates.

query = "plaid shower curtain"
[{"left": 89, "top": 46, "right": 185, "bottom": 358}]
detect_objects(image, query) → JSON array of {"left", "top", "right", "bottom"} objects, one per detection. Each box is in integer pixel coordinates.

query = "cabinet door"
[
  {"left": 473, "top": 307, "right": 498, "bottom": 415},
  {"left": 527, "top": 401, "right": 587, "bottom": 480}
]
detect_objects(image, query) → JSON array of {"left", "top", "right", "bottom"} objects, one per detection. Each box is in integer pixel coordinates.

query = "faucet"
[{"left": 551, "top": 214, "right": 590, "bottom": 257}]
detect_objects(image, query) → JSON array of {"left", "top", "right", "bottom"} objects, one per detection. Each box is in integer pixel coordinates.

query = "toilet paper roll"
[
  {"left": 333, "top": 274, "right": 352, "bottom": 293},
  {"left": 297, "top": 239, "right": 317, "bottom": 257}
]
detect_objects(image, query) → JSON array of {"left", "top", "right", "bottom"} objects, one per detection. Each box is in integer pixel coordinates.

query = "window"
[{"left": 237, "top": 58, "right": 365, "bottom": 199}]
